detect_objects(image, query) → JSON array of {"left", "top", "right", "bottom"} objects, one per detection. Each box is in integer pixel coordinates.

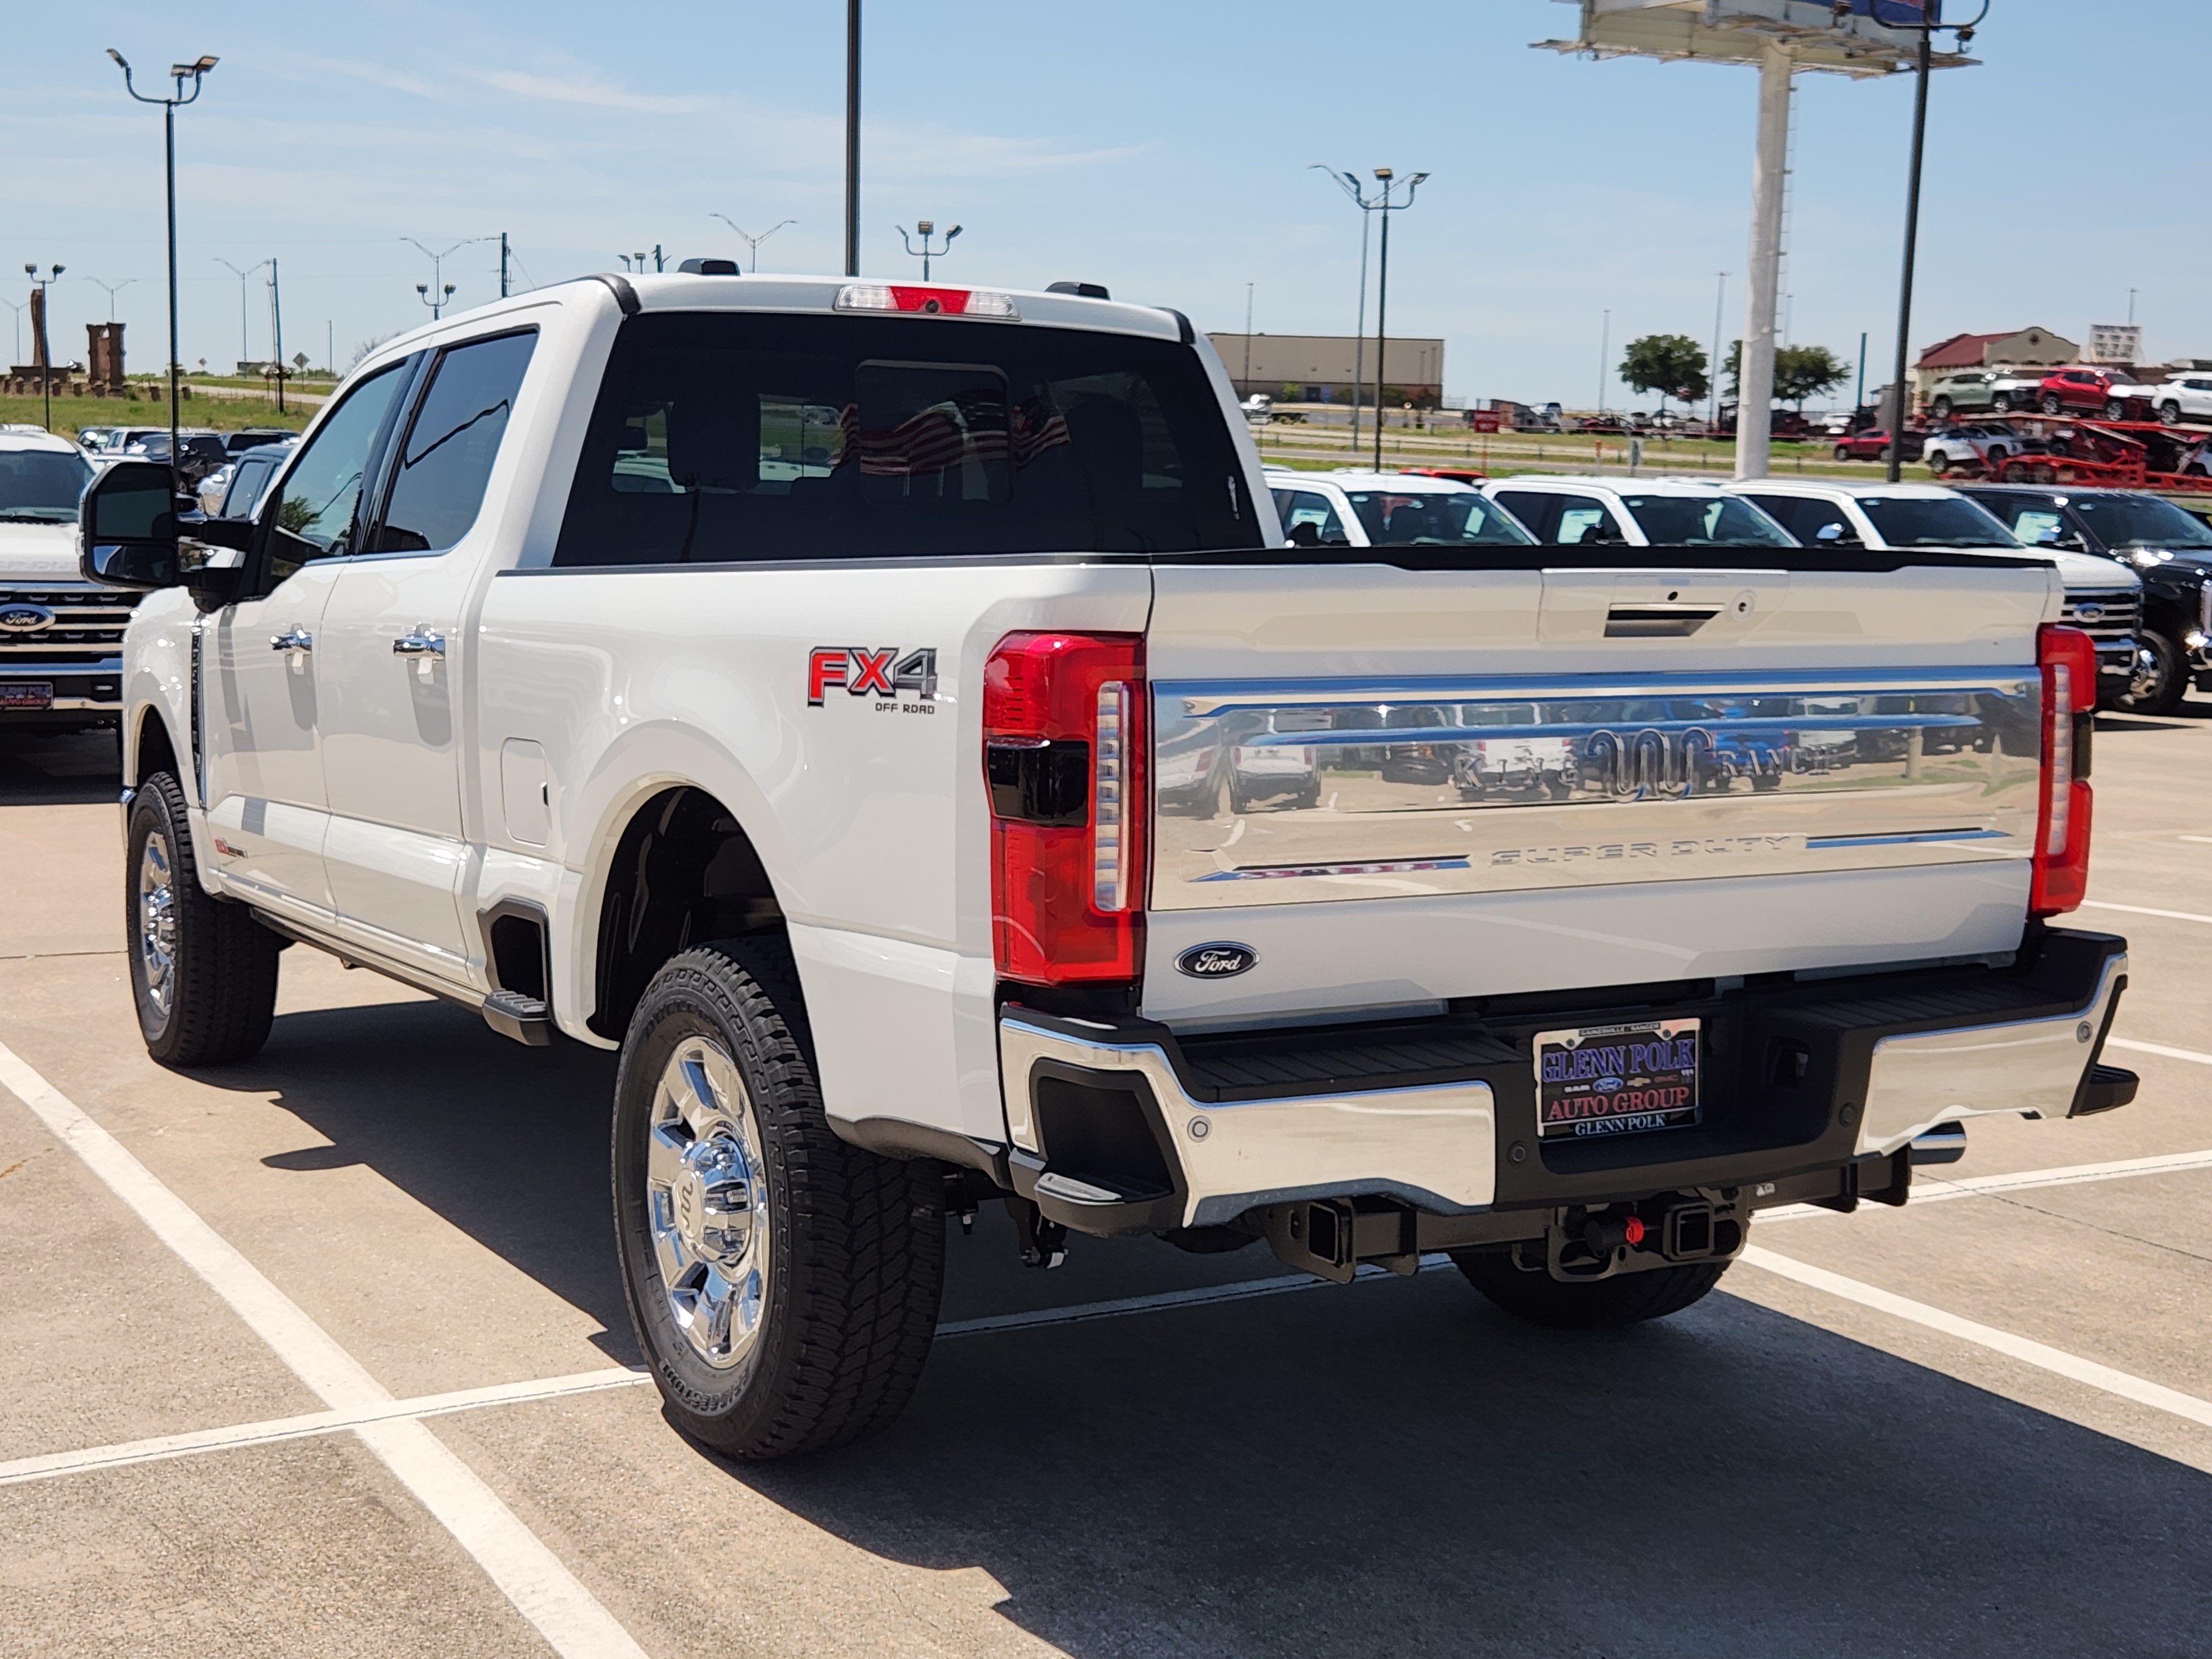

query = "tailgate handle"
[{"left": 1605, "top": 603, "right": 1720, "bottom": 639}]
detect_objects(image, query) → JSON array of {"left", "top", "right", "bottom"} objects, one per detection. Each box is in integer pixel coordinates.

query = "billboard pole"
[{"left": 1736, "top": 41, "right": 1792, "bottom": 482}]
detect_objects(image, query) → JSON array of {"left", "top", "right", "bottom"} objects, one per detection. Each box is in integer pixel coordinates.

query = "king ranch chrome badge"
[{"left": 1533, "top": 1019, "right": 1700, "bottom": 1140}]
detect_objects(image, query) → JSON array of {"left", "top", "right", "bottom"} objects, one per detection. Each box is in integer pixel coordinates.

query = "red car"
[
  {"left": 1401, "top": 466, "right": 1489, "bottom": 484},
  {"left": 2038, "top": 366, "right": 2125, "bottom": 416},
  {"left": 1832, "top": 428, "right": 1921, "bottom": 462}
]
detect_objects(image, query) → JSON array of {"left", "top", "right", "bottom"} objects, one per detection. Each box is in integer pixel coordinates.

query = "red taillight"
[
  {"left": 2031, "top": 623, "right": 2097, "bottom": 917},
  {"left": 983, "top": 632, "right": 1146, "bottom": 984}
]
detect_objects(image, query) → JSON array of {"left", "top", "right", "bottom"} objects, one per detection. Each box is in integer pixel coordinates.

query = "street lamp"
[
  {"left": 896, "top": 221, "right": 960, "bottom": 281},
  {"left": 1311, "top": 165, "right": 1375, "bottom": 448},
  {"left": 24, "top": 264, "right": 65, "bottom": 435},
  {"left": 403, "top": 237, "right": 487, "bottom": 322},
  {"left": 213, "top": 257, "right": 269, "bottom": 370},
  {"left": 1871, "top": 0, "right": 1989, "bottom": 482},
  {"left": 88, "top": 276, "right": 138, "bottom": 323},
  {"left": 1314, "top": 166, "right": 1426, "bottom": 462},
  {"left": 709, "top": 213, "right": 796, "bottom": 274},
  {"left": 108, "top": 49, "right": 216, "bottom": 490}
]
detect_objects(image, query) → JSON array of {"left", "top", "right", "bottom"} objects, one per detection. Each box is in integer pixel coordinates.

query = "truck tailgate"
[{"left": 1142, "top": 557, "right": 2058, "bottom": 1021}]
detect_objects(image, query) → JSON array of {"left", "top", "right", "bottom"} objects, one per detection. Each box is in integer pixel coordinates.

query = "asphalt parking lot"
[{"left": 6, "top": 711, "right": 2212, "bottom": 1658}]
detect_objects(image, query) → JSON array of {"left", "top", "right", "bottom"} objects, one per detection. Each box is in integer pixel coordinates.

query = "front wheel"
[
  {"left": 612, "top": 941, "right": 943, "bottom": 1459},
  {"left": 126, "top": 772, "right": 280, "bottom": 1067},
  {"left": 1931, "top": 397, "right": 1953, "bottom": 419},
  {"left": 1453, "top": 1250, "right": 1729, "bottom": 1329},
  {"left": 2120, "top": 631, "right": 2188, "bottom": 716},
  {"left": 2041, "top": 393, "right": 2065, "bottom": 416},
  {"left": 1834, "top": 445, "right": 1851, "bottom": 462},
  {"left": 2162, "top": 401, "right": 2185, "bottom": 427},
  {"left": 1928, "top": 453, "right": 1953, "bottom": 477}
]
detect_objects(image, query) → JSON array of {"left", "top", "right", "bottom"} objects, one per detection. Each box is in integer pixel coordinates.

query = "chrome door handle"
[
  {"left": 392, "top": 632, "right": 446, "bottom": 659},
  {"left": 269, "top": 629, "right": 312, "bottom": 653}
]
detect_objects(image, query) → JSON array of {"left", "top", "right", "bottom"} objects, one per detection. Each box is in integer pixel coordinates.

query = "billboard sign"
[
  {"left": 1843, "top": 0, "right": 1939, "bottom": 21},
  {"left": 2087, "top": 324, "right": 2144, "bottom": 366}
]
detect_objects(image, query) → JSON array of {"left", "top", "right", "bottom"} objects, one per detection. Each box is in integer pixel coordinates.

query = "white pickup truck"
[{"left": 83, "top": 270, "right": 2137, "bottom": 1460}]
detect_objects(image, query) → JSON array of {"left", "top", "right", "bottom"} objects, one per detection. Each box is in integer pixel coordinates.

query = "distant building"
[
  {"left": 1914, "top": 326, "right": 2077, "bottom": 397},
  {"left": 1206, "top": 332, "right": 1444, "bottom": 405}
]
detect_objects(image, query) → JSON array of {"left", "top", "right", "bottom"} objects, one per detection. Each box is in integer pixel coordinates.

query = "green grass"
[{"left": 2, "top": 394, "right": 315, "bottom": 439}]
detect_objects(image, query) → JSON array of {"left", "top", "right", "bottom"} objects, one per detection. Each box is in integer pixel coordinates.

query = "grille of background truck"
[
  {"left": 0, "top": 589, "right": 137, "bottom": 664},
  {"left": 2062, "top": 590, "right": 2142, "bottom": 653}
]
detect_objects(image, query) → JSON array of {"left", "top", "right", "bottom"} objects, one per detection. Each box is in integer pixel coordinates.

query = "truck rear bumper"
[{"left": 996, "top": 928, "right": 2132, "bottom": 1235}]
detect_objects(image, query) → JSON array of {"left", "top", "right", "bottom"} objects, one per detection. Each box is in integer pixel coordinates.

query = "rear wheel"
[
  {"left": 612, "top": 941, "right": 943, "bottom": 1459},
  {"left": 1453, "top": 1250, "right": 1728, "bottom": 1330},
  {"left": 2104, "top": 400, "right": 2130, "bottom": 421},
  {"left": 2041, "top": 393, "right": 2065, "bottom": 416},
  {"left": 1928, "top": 452, "right": 1952, "bottom": 477},
  {"left": 127, "top": 772, "right": 280, "bottom": 1067},
  {"left": 1931, "top": 397, "right": 1953, "bottom": 419},
  {"left": 2162, "top": 401, "right": 2185, "bottom": 427},
  {"left": 1834, "top": 445, "right": 1851, "bottom": 462}
]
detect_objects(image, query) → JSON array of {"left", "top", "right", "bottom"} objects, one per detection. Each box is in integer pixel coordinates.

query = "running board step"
[{"left": 482, "top": 989, "right": 552, "bottom": 1047}]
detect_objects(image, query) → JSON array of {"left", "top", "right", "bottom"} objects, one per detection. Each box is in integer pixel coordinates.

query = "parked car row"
[
  {"left": 1924, "top": 365, "right": 2212, "bottom": 427},
  {"left": 1266, "top": 466, "right": 2184, "bottom": 717}
]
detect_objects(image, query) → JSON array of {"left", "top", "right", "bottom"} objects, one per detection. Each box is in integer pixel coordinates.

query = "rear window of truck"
[{"left": 552, "top": 311, "right": 1260, "bottom": 564}]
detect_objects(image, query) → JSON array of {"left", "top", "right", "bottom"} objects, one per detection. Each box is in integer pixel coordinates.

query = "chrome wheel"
[
  {"left": 645, "top": 1036, "right": 769, "bottom": 1370},
  {"left": 137, "top": 830, "right": 179, "bottom": 1025}
]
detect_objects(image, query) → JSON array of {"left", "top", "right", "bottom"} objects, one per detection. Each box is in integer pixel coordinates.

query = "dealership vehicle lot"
[{"left": 7, "top": 707, "right": 2212, "bottom": 1653}]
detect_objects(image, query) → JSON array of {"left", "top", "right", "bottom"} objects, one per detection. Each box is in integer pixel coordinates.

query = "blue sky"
[{"left": 3, "top": 1, "right": 2200, "bottom": 407}]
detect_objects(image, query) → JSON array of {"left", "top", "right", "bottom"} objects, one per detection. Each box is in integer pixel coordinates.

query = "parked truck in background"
[
  {"left": 0, "top": 428, "right": 131, "bottom": 731},
  {"left": 83, "top": 270, "right": 2137, "bottom": 1460}
]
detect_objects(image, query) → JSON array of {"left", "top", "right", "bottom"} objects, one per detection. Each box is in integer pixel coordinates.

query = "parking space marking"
[
  {"left": 2109, "top": 1037, "right": 2212, "bottom": 1067},
  {"left": 0, "top": 1039, "right": 652, "bottom": 1659},
  {"left": 1740, "top": 1245, "right": 2212, "bottom": 1432},
  {"left": 0, "top": 1368, "right": 649, "bottom": 1489},
  {"left": 2082, "top": 899, "right": 2212, "bottom": 926},
  {"left": 1758, "top": 1145, "right": 2212, "bottom": 1220}
]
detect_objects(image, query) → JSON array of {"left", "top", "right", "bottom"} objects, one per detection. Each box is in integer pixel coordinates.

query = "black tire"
[
  {"left": 1834, "top": 445, "right": 1851, "bottom": 462},
  {"left": 126, "top": 771, "right": 280, "bottom": 1067},
  {"left": 612, "top": 940, "right": 943, "bottom": 1460},
  {"left": 2162, "top": 401, "right": 2184, "bottom": 427},
  {"left": 2120, "top": 631, "right": 2188, "bottom": 716},
  {"left": 1453, "top": 1249, "right": 1729, "bottom": 1330},
  {"left": 1928, "top": 453, "right": 1952, "bottom": 477},
  {"left": 2041, "top": 393, "right": 2065, "bottom": 416},
  {"left": 1931, "top": 397, "right": 1953, "bottom": 419},
  {"left": 2104, "top": 400, "right": 2129, "bottom": 422}
]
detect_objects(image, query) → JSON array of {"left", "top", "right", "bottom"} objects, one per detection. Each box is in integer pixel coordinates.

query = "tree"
[
  {"left": 1775, "top": 345, "right": 1850, "bottom": 411},
  {"left": 1723, "top": 340, "right": 1852, "bottom": 410},
  {"left": 1619, "top": 334, "right": 1709, "bottom": 415}
]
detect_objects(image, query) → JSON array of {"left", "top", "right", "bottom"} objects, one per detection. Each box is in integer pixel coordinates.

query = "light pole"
[
  {"left": 1599, "top": 309, "right": 1611, "bottom": 416},
  {"left": 709, "top": 213, "right": 797, "bottom": 273},
  {"left": 845, "top": 0, "right": 862, "bottom": 276},
  {"left": 1244, "top": 282, "right": 1255, "bottom": 395},
  {"left": 1312, "top": 165, "right": 1375, "bottom": 447},
  {"left": 1710, "top": 273, "right": 1728, "bottom": 427},
  {"left": 2, "top": 299, "right": 22, "bottom": 365},
  {"left": 1874, "top": 0, "right": 1989, "bottom": 483},
  {"left": 23, "top": 265, "right": 64, "bottom": 434},
  {"left": 1365, "top": 168, "right": 1428, "bottom": 470},
  {"left": 897, "top": 221, "right": 961, "bottom": 281},
  {"left": 403, "top": 237, "right": 486, "bottom": 322},
  {"left": 213, "top": 257, "right": 269, "bottom": 369},
  {"left": 268, "top": 259, "right": 286, "bottom": 413},
  {"left": 107, "top": 49, "right": 216, "bottom": 491}
]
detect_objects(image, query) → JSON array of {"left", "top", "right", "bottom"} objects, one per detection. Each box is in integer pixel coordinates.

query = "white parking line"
[
  {"left": 1757, "top": 1145, "right": 2212, "bottom": 1220},
  {"left": 2109, "top": 1036, "right": 2212, "bottom": 1067},
  {"left": 1741, "top": 1245, "right": 2212, "bottom": 1432},
  {"left": 0, "top": 1041, "right": 651, "bottom": 1659},
  {"left": 2081, "top": 899, "right": 2212, "bottom": 926},
  {"left": 0, "top": 1368, "right": 649, "bottom": 1488}
]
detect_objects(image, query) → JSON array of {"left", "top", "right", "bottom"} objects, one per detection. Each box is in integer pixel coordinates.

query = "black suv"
[{"left": 1964, "top": 484, "right": 2212, "bottom": 713}]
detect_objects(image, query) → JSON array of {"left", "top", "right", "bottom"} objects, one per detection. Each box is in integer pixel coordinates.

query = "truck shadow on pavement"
[
  {"left": 738, "top": 1276, "right": 2212, "bottom": 1657},
  {"left": 236, "top": 995, "right": 638, "bottom": 1364},
  {"left": 0, "top": 729, "right": 121, "bottom": 807},
  {"left": 206, "top": 990, "right": 2212, "bottom": 1656}
]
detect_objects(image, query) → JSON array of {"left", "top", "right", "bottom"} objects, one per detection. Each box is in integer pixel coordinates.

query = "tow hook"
[
  {"left": 1533, "top": 1192, "right": 1747, "bottom": 1282},
  {"left": 1006, "top": 1195, "right": 1068, "bottom": 1270}
]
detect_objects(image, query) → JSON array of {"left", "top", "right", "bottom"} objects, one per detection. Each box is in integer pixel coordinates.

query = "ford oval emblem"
[
  {"left": 1176, "top": 942, "right": 1258, "bottom": 979},
  {"left": 2074, "top": 603, "right": 2105, "bottom": 623},
  {"left": 0, "top": 604, "right": 54, "bottom": 633}
]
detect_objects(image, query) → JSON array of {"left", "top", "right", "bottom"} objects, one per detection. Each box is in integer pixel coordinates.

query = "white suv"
[
  {"left": 1264, "top": 469, "right": 1536, "bottom": 548},
  {"left": 1723, "top": 479, "right": 2148, "bottom": 705},
  {"left": 1478, "top": 474, "right": 1796, "bottom": 549}
]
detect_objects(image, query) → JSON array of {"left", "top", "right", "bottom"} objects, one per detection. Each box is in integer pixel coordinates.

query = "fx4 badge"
[{"left": 807, "top": 646, "right": 939, "bottom": 709}]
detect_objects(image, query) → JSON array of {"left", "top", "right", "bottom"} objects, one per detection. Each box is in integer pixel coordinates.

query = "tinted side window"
[
  {"left": 370, "top": 331, "right": 537, "bottom": 554},
  {"left": 266, "top": 363, "right": 410, "bottom": 583},
  {"left": 553, "top": 311, "right": 1256, "bottom": 564},
  {"left": 1550, "top": 494, "right": 1622, "bottom": 545},
  {"left": 1275, "top": 489, "right": 1348, "bottom": 544},
  {"left": 1746, "top": 494, "right": 1853, "bottom": 545},
  {"left": 1492, "top": 492, "right": 1556, "bottom": 539}
]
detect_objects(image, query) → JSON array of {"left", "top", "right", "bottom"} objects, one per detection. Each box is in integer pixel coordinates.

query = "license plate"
[
  {"left": 1534, "top": 1018, "right": 1700, "bottom": 1140},
  {"left": 0, "top": 683, "right": 51, "bottom": 711}
]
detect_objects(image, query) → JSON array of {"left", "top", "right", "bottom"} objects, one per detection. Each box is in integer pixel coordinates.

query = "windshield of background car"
[
  {"left": 1855, "top": 494, "right": 2019, "bottom": 548},
  {"left": 1342, "top": 489, "right": 1534, "bottom": 546},
  {"left": 0, "top": 449, "right": 93, "bottom": 522},
  {"left": 1618, "top": 494, "right": 1794, "bottom": 547},
  {"left": 553, "top": 311, "right": 1259, "bottom": 564},
  {"left": 2072, "top": 493, "right": 2212, "bottom": 549}
]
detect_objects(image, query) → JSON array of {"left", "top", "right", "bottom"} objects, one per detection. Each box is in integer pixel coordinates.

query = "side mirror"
[{"left": 79, "top": 462, "right": 181, "bottom": 588}]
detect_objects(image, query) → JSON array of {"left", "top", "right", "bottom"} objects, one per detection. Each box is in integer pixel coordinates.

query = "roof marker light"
[{"left": 833, "top": 283, "right": 1019, "bottom": 320}]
